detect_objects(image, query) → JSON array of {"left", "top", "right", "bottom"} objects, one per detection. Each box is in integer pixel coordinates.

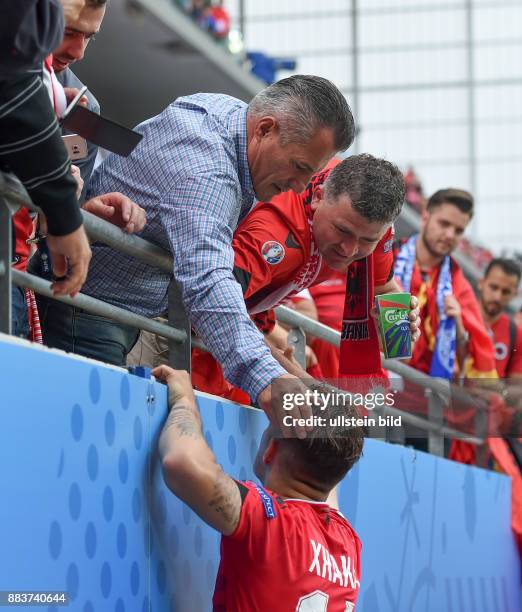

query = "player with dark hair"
[{"left": 156, "top": 365, "right": 364, "bottom": 611}]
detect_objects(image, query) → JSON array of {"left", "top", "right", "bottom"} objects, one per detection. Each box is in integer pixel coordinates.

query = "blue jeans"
[
  {"left": 11, "top": 286, "right": 30, "bottom": 338},
  {"left": 36, "top": 294, "right": 139, "bottom": 366}
]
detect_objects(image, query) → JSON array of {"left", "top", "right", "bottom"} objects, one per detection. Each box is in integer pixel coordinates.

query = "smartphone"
[
  {"left": 62, "top": 134, "right": 88, "bottom": 160},
  {"left": 61, "top": 104, "right": 143, "bottom": 157},
  {"left": 60, "top": 85, "right": 88, "bottom": 124}
]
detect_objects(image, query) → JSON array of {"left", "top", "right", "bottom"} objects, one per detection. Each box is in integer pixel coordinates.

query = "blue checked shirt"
[{"left": 84, "top": 94, "right": 286, "bottom": 399}]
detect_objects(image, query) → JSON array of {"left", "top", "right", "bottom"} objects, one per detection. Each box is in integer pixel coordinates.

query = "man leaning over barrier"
[
  {"left": 38, "top": 74, "right": 355, "bottom": 435},
  {"left": 129, "top": 154, "right": 421, "bottom": 402},
  {"left": 156, "top": 365, "right": 364, "bottom": 610}
]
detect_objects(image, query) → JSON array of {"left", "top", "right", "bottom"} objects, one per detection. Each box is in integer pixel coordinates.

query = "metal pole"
[
  {"left": 12, "top": 269, "right": 188, "bottom": 345},
  {"left": 287, "top": 326, "right": 306, "bottom": 370},
  {"left": 238, "top": 0, "right": 246, "bottom": 45},
  {"left": 351, "top": 0, "right": 360, "bottom": 153},
  {"left": 0, "top": 197, "right": 13, "bottom": 335},
  {"left": 466, "top": 0, "right": 478, "bottom": 240},
  {"left": 474, "top": 404, "right": 488, "bottom": 467},
  {"left": 167, "top": 278, "right": 192, "bottom": 371},
  {"left": 427, "top": 389, "right": 445, "bottom": 456}
]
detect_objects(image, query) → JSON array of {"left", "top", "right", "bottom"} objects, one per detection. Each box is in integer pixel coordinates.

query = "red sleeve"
[
  {"left": 225, "top": 482, "right": 276, "bottom": 560},
  {"left": 251, "top": 309, "right": 276, "bottom": 335},
  {"left": 232, "top": 203, "right": 304, "bottom": 301},
  {"left": 228, "top": 483, "right": 261, "bottom": 539},
  {"left": 373, "top": 226, "right": 395, "bottom": 286},
  {"left": 507, "top": 325, "right": 522, "bottom": 376}
]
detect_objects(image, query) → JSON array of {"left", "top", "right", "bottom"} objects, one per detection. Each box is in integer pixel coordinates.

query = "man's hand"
[
  {"left": 82, "top": 192, "right": 147, "bottom": 234},
  {"left": 47, "top": 224, "right": 92, "bottom": 297},
  {"left": 444, "top": 294, "right": 462, "bottom": 321},
  {"left": 70, "top": 164, "right": 83, "bottom": 200},
  {"left": 371, "top": 294, "right": 421, "bottom": 344},
  {"left": 63, "top": 87, "right": 89, "bottom": 108},
  {"left": 60, "top": 0, "right": 86, "bottom": 22},
  {"left": 257, "top": 373, "right": 313, "bottom": 439},
  {"left": 283, "top": 345, "right": 318, "bottom": 369},
  {"left": 409, "top": 295, "right": 421, "bottom": 343},
  {"left": 152, "top": 366, "right": 196, "bottom": 410}
]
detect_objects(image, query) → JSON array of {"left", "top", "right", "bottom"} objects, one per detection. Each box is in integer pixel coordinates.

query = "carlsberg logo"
[{"left": 385, "top": 310, "right": 407, "bottom": 324}]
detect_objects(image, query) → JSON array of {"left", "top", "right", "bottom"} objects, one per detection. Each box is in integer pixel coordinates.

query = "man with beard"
[
  {"left": 476, "top": 261, "right": 522, "bottom": 562},
  {"left": 478, "top": 258, "right": 522, "bottom": 379},
  {"left": 394, "top": 188, "right": 496, "bottom": 380}
]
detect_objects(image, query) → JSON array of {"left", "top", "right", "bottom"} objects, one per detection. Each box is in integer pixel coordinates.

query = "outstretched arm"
[{"left": 155, "top": 366, "right": 242, "bottom": 535}]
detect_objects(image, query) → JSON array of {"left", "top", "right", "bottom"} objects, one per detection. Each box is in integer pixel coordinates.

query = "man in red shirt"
[
  {"left": 192, "top": 154, "right": 419, "bottom": 398},
  {"left": 478, "top": 258, "right": 522, "bottom": 379},
  {"left": 130, "top": 155, "right": 420, "bottom": 399},
  {"left": 478, "top": 261, "right": 522, "bottom": 560},
  {"left": 156, "top": 365, "right": 364, "bottom": 611}
]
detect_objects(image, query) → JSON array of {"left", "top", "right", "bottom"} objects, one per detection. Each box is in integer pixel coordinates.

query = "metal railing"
[{"left": 1, "top": 171, "right": 488, "bottom": 459}]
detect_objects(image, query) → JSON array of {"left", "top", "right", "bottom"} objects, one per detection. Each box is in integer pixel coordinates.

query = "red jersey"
[
  {"left": 489, "top": 313, "right": 522, "bottom": 378},
  {"left": 233, "top": 173, "right": 394, "bottom": 315},
  {"left": 213, "top": 481, "right": 361, "bottom": 611},
  {"left": 193, "top": 166, "right": 394, "bottom": 398}
]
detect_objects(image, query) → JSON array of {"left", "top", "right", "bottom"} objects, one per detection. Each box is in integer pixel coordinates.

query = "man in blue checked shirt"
[{"left": 37, "top": 75, "right": 355, "bottom": 427}]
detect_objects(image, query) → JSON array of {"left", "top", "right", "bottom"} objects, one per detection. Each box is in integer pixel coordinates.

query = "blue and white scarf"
[{"left": 394, "top": 235, "right": 456, "bottom": 379}]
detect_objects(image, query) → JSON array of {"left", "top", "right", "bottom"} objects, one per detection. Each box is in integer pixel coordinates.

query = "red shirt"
[
  {"left": 13, "top": 208, "right": 34, "bottom": 271},
  {"left": 213, "top": 481, "right": 361, "bottom": 611},
  {"left": 489, "top": 313, "right": 522, "bottom": 377},
  {"left": 233, "top": 170, "right": 394, "bottom": 317}
]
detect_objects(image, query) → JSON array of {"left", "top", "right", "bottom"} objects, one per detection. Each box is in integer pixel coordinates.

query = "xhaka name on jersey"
[{"left": 308, "top": 539, "right": 360, "bottom": 589}]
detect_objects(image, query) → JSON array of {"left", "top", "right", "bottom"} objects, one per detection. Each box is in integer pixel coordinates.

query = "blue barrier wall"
[{"left": 0, "top": 336, "right": 519, "bottom": 611}]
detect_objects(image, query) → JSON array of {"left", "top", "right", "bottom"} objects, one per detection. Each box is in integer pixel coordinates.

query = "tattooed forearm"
[
  {"left": 208, "top": 469, "right": 241, "bottom": 529},
  {"left": 163, "top": 402, "right": 203, "bottom": 439}
]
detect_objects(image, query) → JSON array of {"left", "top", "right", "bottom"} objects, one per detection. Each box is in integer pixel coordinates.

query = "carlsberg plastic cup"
[{"left": 375, "top": 292, "right": 412, "bottom": 359}]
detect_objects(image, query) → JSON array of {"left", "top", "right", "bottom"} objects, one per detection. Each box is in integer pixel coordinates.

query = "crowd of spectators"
[
  {"left": 172, "top": 0, "right": 297, "bottom": 84},
  {"left": 2, "top": 0, "right": 522, "bottom": 602},
  {"left": 174, "top": 0, "right": 231, "bottom": 42}
]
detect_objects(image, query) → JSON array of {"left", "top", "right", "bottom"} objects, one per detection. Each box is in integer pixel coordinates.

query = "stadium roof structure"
[{"left": 74, "top": 0, "right": 263, "bottom": 128}]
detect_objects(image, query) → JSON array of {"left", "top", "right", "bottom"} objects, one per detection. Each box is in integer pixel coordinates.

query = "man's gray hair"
[
  {"left": 249, "top": 75, "right": 355, "bottom": 152},
  {"left": 324, "top": 154, "right": 405, "bottom": 224}
]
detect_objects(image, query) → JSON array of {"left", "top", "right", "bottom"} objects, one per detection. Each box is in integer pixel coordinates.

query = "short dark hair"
[
  {"left": 485, "top": 258, "right": 522, "bottom": 283},
  {"left": 86, "top": 0, "right": 107, "bottom": 6},
  {"left": 278, "top": 394, "right": 364, "bottom": 492},
  {"left": 323, "top": 154, "right": 405, "bottom": 224},
  {"left": 427, "top": 188, "right": 474, "bottom": 218},
  {"left": 249, "top": 75, "right": 355, "bottom": 152}
]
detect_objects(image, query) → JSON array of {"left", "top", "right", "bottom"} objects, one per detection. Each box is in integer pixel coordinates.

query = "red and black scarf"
[{"left": 303, "top": 170, "right": 385, "bottom": 384}]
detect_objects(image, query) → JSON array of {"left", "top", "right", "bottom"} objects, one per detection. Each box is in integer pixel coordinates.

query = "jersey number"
[
  {"left": 296, "top": 591, "right": 329, "bottom": 611},
  {"left": 296, "top": 592, "right": 355, "bottom": 612}
]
